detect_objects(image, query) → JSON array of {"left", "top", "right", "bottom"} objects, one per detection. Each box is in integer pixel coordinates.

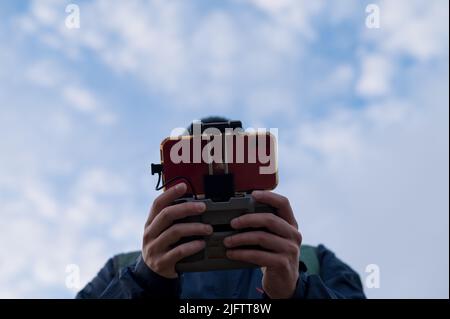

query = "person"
[{"left": 76, "top": 116, "right": 366, "bottom": 299}]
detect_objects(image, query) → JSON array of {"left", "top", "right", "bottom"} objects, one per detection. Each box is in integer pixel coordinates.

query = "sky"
[{"left": 0, "top": 0, "right": 448, "bottom": 298}]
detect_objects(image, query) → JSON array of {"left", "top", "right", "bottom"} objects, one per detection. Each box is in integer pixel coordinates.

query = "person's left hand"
[{"left": 224, "top": 191, "right": 302, "bottom": 299}]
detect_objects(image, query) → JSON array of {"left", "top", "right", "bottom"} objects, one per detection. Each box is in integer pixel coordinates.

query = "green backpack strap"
[
  {"left": 300, "top": 245, "right": 320, "bottom": 276},
  {"left": 112, "top": 251, "right": 141, "bottom": 276}
]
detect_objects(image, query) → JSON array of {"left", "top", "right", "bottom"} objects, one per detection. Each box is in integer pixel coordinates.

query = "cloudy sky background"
[{"left": 0, "top": 0, "right": 448, "bottom": 298}]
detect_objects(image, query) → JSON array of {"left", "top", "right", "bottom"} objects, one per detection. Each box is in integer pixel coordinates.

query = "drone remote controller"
[{"left": 173, "top": 194, "right": 276, "bottom": 272}]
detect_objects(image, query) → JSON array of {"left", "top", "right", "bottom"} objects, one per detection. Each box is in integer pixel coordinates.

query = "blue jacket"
[{"left": 76, "top": 244, "right": 365, "bottom": 299}]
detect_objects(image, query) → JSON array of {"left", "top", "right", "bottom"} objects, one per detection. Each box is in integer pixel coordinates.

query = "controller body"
[{"left": 173, "top": 194, "right": 276, "bottom": 272}]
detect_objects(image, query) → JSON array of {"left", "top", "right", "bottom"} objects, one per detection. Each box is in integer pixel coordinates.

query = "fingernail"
[
  {"left": 223, "top": 237, "right": 231, "bottom": 247},
  {"left": 252, "top": 190, "right": 263, "bottom": 197},
  {"left": 230, "top": 218, "right": 239, "bottom": 228},
  {"left": 197, "top": 240, "right": 206, "bottom": 248},
  {"left": 204, "top": 225, "right": 213, "bottom": 233},
  {"left": 176, "top": 183, "right": 186, "bottom": 192},
  {"left": 196, "top": 202, "right": 206, "bottom": 212}
]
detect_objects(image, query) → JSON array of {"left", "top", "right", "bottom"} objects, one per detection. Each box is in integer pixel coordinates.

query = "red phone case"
[{"left": 160, "top": 132, "right": 278, "bottom": 195}]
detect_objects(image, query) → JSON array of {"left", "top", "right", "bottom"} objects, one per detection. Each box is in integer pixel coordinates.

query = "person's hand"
[
  {"left": 224, "top": 191, "right": 302, "bottom": 298},
  {"left": 142, "top": 183, "right": 213, "bottom": 278}
]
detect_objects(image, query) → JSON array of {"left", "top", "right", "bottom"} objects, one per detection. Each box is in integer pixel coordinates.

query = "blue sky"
[{"left": 0, "top": 0, "right": 448, "bottom": 298}]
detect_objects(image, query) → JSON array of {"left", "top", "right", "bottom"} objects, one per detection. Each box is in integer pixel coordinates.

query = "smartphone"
[{"left": 160, "top": 132, "right": 278, "bottom": 195}]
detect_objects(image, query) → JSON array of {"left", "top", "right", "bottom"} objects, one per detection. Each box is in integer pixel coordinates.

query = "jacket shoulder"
[
  {"left": 111, "top": 251, "right": 141, "bottom": 276},
  {"left": 76, "top": 251, "right": 141, "bottom": 298}
]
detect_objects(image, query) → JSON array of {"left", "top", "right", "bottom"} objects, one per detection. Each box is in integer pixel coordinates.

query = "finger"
[
  {"left": 231, "top": 213, "right": 301, "bottom": 243},
  {"left": 252, "top": 191, "right": 297, "bottom": 227},
  {"left": 145, "top": 183, "right": 187, "bottom": 227},
  {"left": 160, "top": 240, "right": 206, "bottom": 267},
  {"left": 224, "top": 231, "right": 298, "bottom": 254},
  {"left": 155, "top": 223, "right": 213, "bottom": 251},
  {"left": 226, "top": 249, "right": 286, "bottom": 269},
  {"left": 145, "top": 201, "right": 206, "bottom": 239}
]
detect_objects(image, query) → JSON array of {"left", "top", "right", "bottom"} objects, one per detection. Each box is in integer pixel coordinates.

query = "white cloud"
[
  {"left": 16, "top": 0, "right": 314, "bottom": 111},
  {"left": 0, "top": 168, "right": 144, "bottom": 298},
  {"left": 63, "top": 86, "right": 98, "bottom": 113},
  {"left": 319, "top": 64, "right": 356, "bottom": 97},
  {"left": 23, "top": 60, "right": 118, "bottom": 126},
  {"left": 278, "top": 73, "right": 449, "bottom": 298},
  {"left": 364, "top": 100, "right": 411, "bottom": 126},
  {"left": 356, "top": 54, "right": 393, "bottom": 97},
  {"left": 61, "top": 85, "right": 117, "bottom": 126},
  {"left": 375, "top": 0, "right": 449, "bottom": 61},
  {"left": 299, "top": 117, "right": 362, "bottom": 161},
  {"left": 29, "top": 0, "right": 60, "bottom": 27},
  {"left": 23, "top": 185, "right": 59, "bottom": 219},
  {"left": 246, "top": 87, "right": 297, "bottom": 119},
  {"left": 357, "top": 0, "right": 448, "bottom": 99},
  {"left": 73, "top": 169, "right": 130, "bottom": 197},
  {"left": 247, "top": 0, "right": 324, "bottom": 39},
  {"left": 25, "top": 60, "right": 65, "bottom": 88}
]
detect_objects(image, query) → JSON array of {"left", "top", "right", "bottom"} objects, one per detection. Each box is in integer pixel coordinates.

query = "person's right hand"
[{"left": 142, "top": 183, "right": 212, "bottom": 279}]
